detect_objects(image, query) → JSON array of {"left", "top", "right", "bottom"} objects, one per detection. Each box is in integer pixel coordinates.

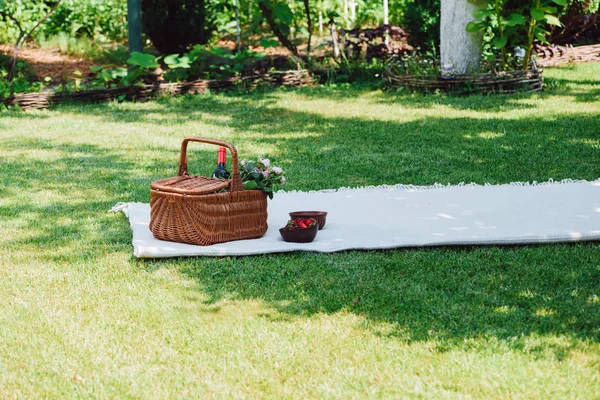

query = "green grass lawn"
[{"left": 1, "top": 62, "right": 599, "bottom": 398}]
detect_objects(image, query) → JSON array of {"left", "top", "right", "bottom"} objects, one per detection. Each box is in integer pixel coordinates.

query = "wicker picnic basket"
[{"left": 149, "top": 137, "right": 268, "bottom": 246}]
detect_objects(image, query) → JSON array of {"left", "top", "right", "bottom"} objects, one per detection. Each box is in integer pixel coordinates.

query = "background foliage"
[
  {"left": 141, "top": 0, "right": 217, "bottom": 54},
  {"left": 0, "top": 0, "right": 127, "bottom": 43}
]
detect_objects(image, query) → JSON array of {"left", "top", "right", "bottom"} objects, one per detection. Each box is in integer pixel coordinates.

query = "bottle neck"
[{"left": 218, "top": 148, "right": 227, "bottom": 164}]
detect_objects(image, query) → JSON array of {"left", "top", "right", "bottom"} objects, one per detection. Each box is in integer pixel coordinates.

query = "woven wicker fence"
[
  {"left": 4, "top": 69, "right": 313, "bottom": 111},
  {"left": 535, "top": 44, "right": 600, "bottom": 67},
  {"left": 386, "top": 67, "right": 543, "bottom": 94}
]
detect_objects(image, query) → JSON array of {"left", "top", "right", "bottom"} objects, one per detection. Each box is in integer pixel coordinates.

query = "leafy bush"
[
  {"left": 89, "top": 51, "right": 160, "bottom": 87},
  {"left": 386, "top": 49, "right": 440, "bottom": 77},
  {"left": 399, "top": 0, "right": 440, "bottom": 52},
  {"left": 43, "top": 0, "right": 128, "bottom": 42},
  {"left": 187, "top": 46, "right": 280, "bottom": 79},
  {"left": 467, "top": 0, "right": 567, "bottom": 70},
  {"left": 141, "top": 0, "right": 217, "bottom": 54},
  {"left": 0, "top": 0, "right": 127, "bottom": 43},
  {"left": 0, "top": 0, "right": 50, "bottom": 43},
  {"left": 88, "top": 45, "right": 285, "bottom": 88},
  {"left": 0, "top": 54, "right": 45, "bottom": 99}
]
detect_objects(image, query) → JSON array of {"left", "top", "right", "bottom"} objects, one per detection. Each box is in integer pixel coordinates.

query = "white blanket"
[{"left": 112, "top": 179, "right": 600, "bottom": 258}]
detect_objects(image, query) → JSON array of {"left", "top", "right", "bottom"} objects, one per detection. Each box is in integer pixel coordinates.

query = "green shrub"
[
  {"left": 0, "top": 0, "right": 127, "bottom": 44},
  {"left": 0, "top": 54, "right": 45, "bottom": 98},
  {"left": 399, "top": 0, "right": 440, "bottom": 51},
  {"left": 44, "top": 0, "right": 128, "bottom": 42},
  {"left": 468, "top": 0, "right": 567, "bottom": 70},
  {"left": 141, "top": 0, "right": 217, "bottom": 54}
]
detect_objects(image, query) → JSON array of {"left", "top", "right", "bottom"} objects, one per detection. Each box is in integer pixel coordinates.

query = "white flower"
[
  {"left": 262, "top": 170, "right": 270, "bottom": 177},
  {"left": 259, "top": 158, "right": 270, "bottom": 168},
  {"left": 272, "top": 166, "right": 282, "bottom": 174},
  {"left": 280, "top": 176, "right": 286, "bottom": 184},
  {"left": 241, "top": 160, "right": 247, "bottom": 167}
]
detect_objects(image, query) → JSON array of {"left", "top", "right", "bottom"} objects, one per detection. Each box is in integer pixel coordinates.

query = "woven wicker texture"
[
  {"left": 151, "top": 175, "right": 230, "bottom": 195},
  {"left": 150, "top": 137, "right": 268, "bottom": 246},
  {"left": 536, "top": 44, "right": 600, "bottom": 67},
  {"left": 386, "top": 68, "right": 543, "bottom": 94},
  {"left": 5, "top": 70, "right": 313, "bottom": 111}
]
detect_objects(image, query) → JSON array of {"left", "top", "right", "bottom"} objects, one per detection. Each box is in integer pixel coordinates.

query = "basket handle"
[{"left": 178, "top": 137, "right": 244, "bottom": 192}]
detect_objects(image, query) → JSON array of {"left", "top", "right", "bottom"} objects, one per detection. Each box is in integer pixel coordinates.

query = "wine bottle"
[{"left": 212, "top": 147, "right": 231, "bottom": 179}]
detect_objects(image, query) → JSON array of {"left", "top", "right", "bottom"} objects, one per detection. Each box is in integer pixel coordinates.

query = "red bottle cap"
[{"left": 218, "top": 147, "right": 227, "bottom": 163}]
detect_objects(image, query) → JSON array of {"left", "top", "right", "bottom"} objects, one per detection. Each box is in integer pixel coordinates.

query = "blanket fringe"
[
  {"left": 109, "top": 202, "right": 129, "bottom": 213},
  {"left": 277, "top": 178, "right": 600, "bottom": 194}
]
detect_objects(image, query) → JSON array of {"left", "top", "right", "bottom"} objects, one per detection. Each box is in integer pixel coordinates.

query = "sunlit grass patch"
[{"left": 0, "top": 62, "right": 599, "bottom": 398}]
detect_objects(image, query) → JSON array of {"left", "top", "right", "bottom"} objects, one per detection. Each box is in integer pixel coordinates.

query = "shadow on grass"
[
  {"left": 2, "top": 86, "right": 599, "bottom": 353},
  {"left": 0, "top": 139, "right": 186, "bottom": 260},
  {"left": 302, "top": 65, "right": 600, "bottom": 112},
  {"left": 54, "top": 93, "right": 600, "bottom": 188},
  {"left": 164, "top": 243, "right": 600, "bottom": 351}
]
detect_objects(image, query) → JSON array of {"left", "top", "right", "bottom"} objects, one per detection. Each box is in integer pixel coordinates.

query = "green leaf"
[
  {"left": 473, "top": 9, "right": 493, "bottom": 19},
  {"left": 466, "top": 21, "right": 486, "bottom": 33},
  {"left": 259, "top": 37, "right": 279, "bottom": 49},
  {"left": 535, "top": 26, "right": 551, "bottom": 35},
  {"left": 127, "top": 52, "right": 159, "bottom": 69},
  {"left": 530, "top": 8, "right": 545, "bottom": 20},
  {"left": 113, "top": 67, "right": 128, "bottom": 77},
  {"left": 250, "top": 171, "right": 261, "bottom": 180},
  {"left": 90, "top": 65, "right": 104, "bottom": 73},
  {"left": 273, "top": 3, "right": 293, "bottom": 25},
  {"left": 493, "top": 36, "right": 508, "bottom": 48},
  {"left": 123, "top": 68, "right": 144, "bottom": 86},
  {"left": 164, "top": 69, "right": 189, "bottom": 82},
  {"left": 163, "top": 54, "right": 179, "bottom": 65},
  {"left": 550, "top": 0, "right": 566, "bottom": 5},
  {"left": 534, "top": 30, "right": 549, "bottom": 44},
  {"left": 100, "top": 70, "right": 113, "bottom": 82},
  {"left": 164, "top": 54, "right": 192, "bottom": 69},
  {"left": 506, "top": 13, "right": 526, "bottom": 26},
  {"left": 544, "top": 14, "right": 562, "bottom": 26},
  {"left": 243, "top": 180, "right": 258, "bottom": 190}
]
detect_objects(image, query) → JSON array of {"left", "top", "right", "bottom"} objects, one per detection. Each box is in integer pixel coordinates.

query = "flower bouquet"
[{"left": 239, "top": 157, "right": 286, "bottom": 200}]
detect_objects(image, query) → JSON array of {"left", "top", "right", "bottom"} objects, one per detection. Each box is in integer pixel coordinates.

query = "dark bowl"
[
  {"left": 289, "top": 211, "right": 328, "bottom": 230},
  {"left": 279, "top": 224, "right": 318, "bottom": 243}
]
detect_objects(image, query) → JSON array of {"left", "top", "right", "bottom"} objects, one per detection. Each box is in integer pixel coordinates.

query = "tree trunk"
[
  {"left": 440, "top": 0, "right": 484, "bottom": 74},
  {"left": 257, "top": 1, "right": 299, "bottom": 56},
  {"left": 303, "top": 0, "right": 312, "bottom": 57}
]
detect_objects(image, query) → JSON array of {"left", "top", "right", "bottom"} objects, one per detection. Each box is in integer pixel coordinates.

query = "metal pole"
[
  {"left": 127, "top": 0, "right": 143, "bottom": 53},
  {"left": 383, "top": 0, "right": 388, "bottom": 25},
  {"left": 383, "top": 0, "right": 389, "bottom": 45},
  {"left": 319, "top": 11, "right": 323, "bottom": 36}
]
